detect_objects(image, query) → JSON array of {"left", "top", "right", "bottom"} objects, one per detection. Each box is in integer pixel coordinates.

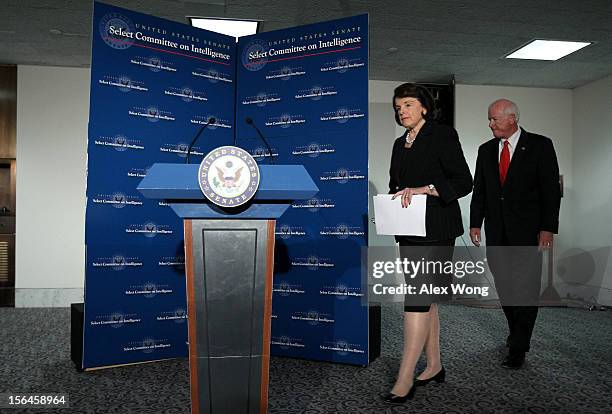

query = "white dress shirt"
[{"left": 498, "top": 127, "right": 521, "bottom": 162}]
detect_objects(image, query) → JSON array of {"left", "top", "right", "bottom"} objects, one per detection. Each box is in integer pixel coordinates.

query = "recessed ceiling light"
[
  {"left": 189, "top": 17, "right": 260, "bottom": 41},
  {"left": 505, "top": 39, "right": 591, "bottom": 61}
]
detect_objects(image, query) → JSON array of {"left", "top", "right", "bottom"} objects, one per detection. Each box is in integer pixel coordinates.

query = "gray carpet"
[{"left": 1, "top": 304, "right": 611, "bottom": 413}]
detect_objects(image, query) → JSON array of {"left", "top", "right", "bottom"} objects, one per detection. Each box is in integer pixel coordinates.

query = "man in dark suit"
[{"left": 469, "top": 98, "right": 561, "bottom": 369}]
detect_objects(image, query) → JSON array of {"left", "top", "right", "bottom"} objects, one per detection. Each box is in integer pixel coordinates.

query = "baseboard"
[{"left": 15, "top": 288, "right": 84, "bottom": 307}]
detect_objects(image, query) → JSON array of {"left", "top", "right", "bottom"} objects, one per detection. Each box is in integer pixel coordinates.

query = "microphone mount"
[
  {"left": 186, "top": 117, "right": 216, "bottom": 164},
  {"left": 245, "top": 117, "right": 275, "bottom": 164}
]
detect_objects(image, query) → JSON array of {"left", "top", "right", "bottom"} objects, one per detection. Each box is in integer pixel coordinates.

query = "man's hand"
[
  {"left": 469, "top": 228, "right": 481, "bottom": 247},
  {"left": 391, "top": 187, "right": 428, "bottom": 208},
  {"left": 537, "top": 230, "right": 554, "bottom": 251}
]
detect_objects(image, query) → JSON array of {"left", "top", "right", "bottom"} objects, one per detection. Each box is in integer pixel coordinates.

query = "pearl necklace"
[
  {"left": 405, "top": 128, "right": 418, "bottom": 148},
  {"left": 404, "top": 120, "right": 425, "bottom": 148}
]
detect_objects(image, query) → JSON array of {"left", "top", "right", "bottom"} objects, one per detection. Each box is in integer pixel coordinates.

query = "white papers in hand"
[{"left": 373, "top": 194, "right": 427, "bottom": 236}]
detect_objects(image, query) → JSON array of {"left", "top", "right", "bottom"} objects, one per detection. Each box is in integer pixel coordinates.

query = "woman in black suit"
[{"left": 383, "top": 83, "right": 472, "bottom": 404}]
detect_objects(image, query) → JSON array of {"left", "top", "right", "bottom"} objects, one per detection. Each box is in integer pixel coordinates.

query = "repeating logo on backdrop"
[
  {"left": 98, "top": 75, "right": 147, "bottom": 92},
  {"left": 91, "top": 255, "right": 143, "bottom": 272},
  {"left": 265, "top": 113, "right": 305, "bottom": 128},
  {"left": 266, "top": 66, "right": 306, "bottom": 80},
  {"left": 320, "top": 107, "right": 365, "bottom": 123},
  {"left": 320, "top": 168, "right": 365, "bottom": 183},
  {"left": 128, "top": 106, "right": 175, "bottom": 122},
  {"left": 164, "top": 86, "right": 207, "bottom": 102},
  {"left": 199, "top": 146, "right": 260, "bottom": 207},
  {"left": 191, "top": 115, "right": 232, "bottom": 129},
  {"left": 125, "top": 221, "right": 172, "bottom": 237},
  {"left": 99, "top": 12, "right": 135, "bottom": 49},
  {"left": 320, "top": 224, "right": 365, "bottom": 239},
  {"left": 251, "top": 146, "right": 278, "bottom": 161},
  {"left": 320, "top": 340, "right": 364, "bottom": 355},
  {"left": 295, "top": 85, "right": 337, "bottom": 100},
  {"left": 273, "top": 281, "right": 306, "bottom": 296},
  {"left": 320, "top": 284, "right": 364, "bottom": 299},
  {"left": 291, "top": 142, "right": 336, "bottom": 158},
  {"left": 291, "top": 197, "right": 336, "bottom": 212},
  {"left": 291, "top": 255, "right": 335, "bottom": 270},
  {"left": 91, "top": 312, "right": 141, "bottom": 328},
  {"left": 156, "top": 308, "right": 187, "bottom": 323},
  {"left": 242, "top": 91, "right": 281, "bottom": 107},
  {"left": 92, "top": 192, "right": 143, "bottom": 209},
  {"left": 93, "top": 134, "right": 144, "bottom": 152},
  {"left": 125, "top": 282, "right": 173, "bottom": 298},
  {"left": 276, "top": 224, "right": 306, "bottom": 239},
  {"left": 336, "top": 58, "right": 350, "bottom": 73},
  {"left": 291, "top": 310, "right": 334, "bottom": 325},
  {"left": 192, "top": 67, "right": 233, "bottom": 83},
  {"left": 129, "top": 56, "right": 176, "bottom": 73},
  {"left": 321, "top": 57, "right": 365, "bottom": 73},
  {"left": 123, "top": 338, "right": 171, "bottom": 353},
  {"left": 271, "top": 336, "right": 305, "bottom": 350}
]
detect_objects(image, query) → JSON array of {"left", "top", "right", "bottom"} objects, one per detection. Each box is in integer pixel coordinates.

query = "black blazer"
[
  {"left": 389, "top": 121, "right": 473, "bottom": 241},
  {"left": 470, "top": 128, "right": 561, "bottom": 245}
]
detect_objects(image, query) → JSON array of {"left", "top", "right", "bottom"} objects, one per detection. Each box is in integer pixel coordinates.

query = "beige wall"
[
  {"left": 572, "top": 74, "right": 612, "bottom": 304},
  {"left": 16, "top": 65, "right": 88, "bottom": 306}
]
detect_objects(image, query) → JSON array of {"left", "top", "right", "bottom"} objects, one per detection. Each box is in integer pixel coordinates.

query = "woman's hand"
[{"left": 391, "top": 186, "right": 429, "bottom": 208}]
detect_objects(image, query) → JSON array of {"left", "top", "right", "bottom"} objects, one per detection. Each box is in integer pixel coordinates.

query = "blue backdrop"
[
  {"left": 236, "top": 15, "right": 370, "bottom": 365},
  {"left": 84, "top": 2, "right": 369, "bottom": 369},
  {"left": 84, "top": 2, "right": 236, "bottom": 368}
]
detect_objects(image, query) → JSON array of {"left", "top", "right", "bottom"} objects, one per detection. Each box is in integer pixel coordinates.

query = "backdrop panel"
[
  {"left": 84, "top": 2, "right": 236, "bottom": 369},
  {"left": 236, "top": 15, "right": 370, "bottom": 365}
]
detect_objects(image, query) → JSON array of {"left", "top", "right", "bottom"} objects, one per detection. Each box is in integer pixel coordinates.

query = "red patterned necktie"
[{"left": 499, "top": 140, "right": 510, "bottom": 185}]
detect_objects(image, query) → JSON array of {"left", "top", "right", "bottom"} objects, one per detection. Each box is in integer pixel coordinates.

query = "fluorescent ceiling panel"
[
  {"left": 190, "top": 18, "right": 259, "bottom": 40},
  {"left": 506, "top": 39, "right": 591, "bottom": 61}
]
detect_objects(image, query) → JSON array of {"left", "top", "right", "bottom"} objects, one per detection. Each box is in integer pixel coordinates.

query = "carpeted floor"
[{"left": 1, "top": 304, "right": 611, "bottom": 413}]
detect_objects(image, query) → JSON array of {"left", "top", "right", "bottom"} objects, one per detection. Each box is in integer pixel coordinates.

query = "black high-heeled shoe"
[
  {"left": 381, "top": 384, "right": 416, "bottom": 404},
  {"left": 413, "top": 367, "right": 445, "bottom": 387}
]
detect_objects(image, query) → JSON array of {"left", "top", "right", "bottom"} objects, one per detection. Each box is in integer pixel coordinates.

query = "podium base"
[{"left": 184, "top": 219, "right": 275, "bottom": 414}]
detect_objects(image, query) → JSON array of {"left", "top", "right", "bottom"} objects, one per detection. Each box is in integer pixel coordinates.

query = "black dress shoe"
[
  {"left": 501, "top": 352, "right": 525, "bottom": 369},
  {"left": 381, "top": 384, "right": 416, "bottom": 404},
  {"left": 414, "top": 367, "right": 445, "bottom": 387}
]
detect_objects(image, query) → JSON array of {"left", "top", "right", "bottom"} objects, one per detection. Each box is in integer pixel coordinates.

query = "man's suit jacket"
[
  {"left": 389, "top": 121, "right": 473, "bottom": 241},
  {"left": 470, "top": 128, "right": 561, "bottom": 245}
]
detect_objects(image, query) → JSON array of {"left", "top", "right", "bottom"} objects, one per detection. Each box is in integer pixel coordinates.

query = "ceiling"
[{"left": 1, "top": 0, "right": 611, "bottom": 88}]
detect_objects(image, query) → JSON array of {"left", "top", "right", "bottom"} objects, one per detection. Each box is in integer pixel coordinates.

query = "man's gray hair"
[{"left": 489, "top": 99, "right": 520, "bottom": 121}]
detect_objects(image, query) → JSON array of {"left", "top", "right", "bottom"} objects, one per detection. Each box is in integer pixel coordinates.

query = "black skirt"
[{"left": 398, "top": 238, "right": 455, "bottom": 312}]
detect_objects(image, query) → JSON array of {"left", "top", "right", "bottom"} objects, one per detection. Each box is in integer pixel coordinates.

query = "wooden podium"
[{"left": 138, "top": 163, "right": 318, "bottom": 414}]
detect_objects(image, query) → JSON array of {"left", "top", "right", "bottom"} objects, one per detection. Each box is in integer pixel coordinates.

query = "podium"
[{"left": 138, "top": 162, "right": 318, "bottom": 414}]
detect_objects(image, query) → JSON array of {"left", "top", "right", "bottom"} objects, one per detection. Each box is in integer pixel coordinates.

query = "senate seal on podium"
[{"left": 198, "top": 146, "right": 260, "bottom": 207}]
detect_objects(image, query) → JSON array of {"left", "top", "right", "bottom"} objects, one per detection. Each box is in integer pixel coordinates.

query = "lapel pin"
[{"left": 521, "top": 147, "right": 526, "bottom": 150}]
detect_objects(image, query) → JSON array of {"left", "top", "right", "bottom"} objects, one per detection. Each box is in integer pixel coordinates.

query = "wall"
[
  {"left": 572, "top": 74, "right": 612, "bottom": 305},
  {"left": 16, "top": 65, "right": 89, "bottom": 307}
]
